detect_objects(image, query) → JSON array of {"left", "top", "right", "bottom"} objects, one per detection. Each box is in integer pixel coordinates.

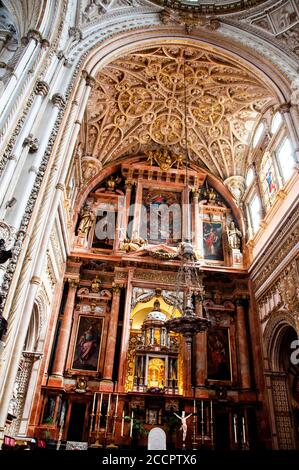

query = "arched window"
[
  {"left": 248, "top": 194, "right": 262, "bottom": 235},
  {"left": 252, "top": 122, "right": 265, "bottom": 148},
  {"left": 271, "top": 112, "right": 282, "bottom": 134},
  {"left": 246, "top": 168, "right": 254, "bottom": 188},
  {"left": 260, "top": 152, "right": 278, "bottom": 210},
  {"left": 275, "top": 137, "right": 296, "bottom": 183}
]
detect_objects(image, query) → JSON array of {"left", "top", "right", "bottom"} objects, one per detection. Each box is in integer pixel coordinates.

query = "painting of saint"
[
  {"left": 207, "top": 328, "right": 231, "bottom": 381},
  {"left": 203, "top": 222, "right": 223, "bottom": 260},
  {"left": 72, "top": 316, "right": 103, "bottom": 371}
]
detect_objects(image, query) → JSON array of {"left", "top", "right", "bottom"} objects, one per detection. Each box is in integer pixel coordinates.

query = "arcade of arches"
[{"left": 0, "top": 0, "right": 298, "bottom": 451}]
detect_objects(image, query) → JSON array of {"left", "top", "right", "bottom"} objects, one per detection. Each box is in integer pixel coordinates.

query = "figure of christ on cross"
[{"left": 174, "top": 410, "right": 193, "bottom": 443}]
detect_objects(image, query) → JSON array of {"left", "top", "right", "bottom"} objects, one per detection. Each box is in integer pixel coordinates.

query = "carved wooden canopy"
[{"left": 83, "top": 44, "right": 275, "bottom": 181}]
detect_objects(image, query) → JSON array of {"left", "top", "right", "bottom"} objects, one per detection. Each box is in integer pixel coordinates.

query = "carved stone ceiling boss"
[{"left": 83, "top": 45, "right": 275, "bottom": 180}]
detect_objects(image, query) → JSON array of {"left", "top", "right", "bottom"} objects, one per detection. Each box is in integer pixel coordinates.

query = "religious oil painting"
[
  {"left": 142, "top": 188, "right": 182, "bottom": 245},
  {"left": 72, "top": 316, "right": 103, "bottom": 371},
  {"left": 203, "top": 222, "right": 224, "bottom": 261},
  {"left": 207, "top": 328, "right": 231, "bottom": 381}
]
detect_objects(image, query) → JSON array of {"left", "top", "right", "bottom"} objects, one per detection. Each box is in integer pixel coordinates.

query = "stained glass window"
[
  {"left": 271, "top": 112, "right": 282, "bottom": 134},
  {"left": 249, "top": 194, "right": 262, "bottom": 234},
  {"left": 260, "top": 152, "right": 278, "bottom": 210},
  {"left": 252, "top": 122, "right": 265, "bottom": 148},
  {"left": 246, "top": 168, "right": 254, "bottom": 188},
  {"left": 275, "top": 137, "right": 296, "bottom": 183}
]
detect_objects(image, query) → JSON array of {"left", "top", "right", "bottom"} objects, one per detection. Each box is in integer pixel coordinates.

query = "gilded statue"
[
  {"left": 90, "top": 276, "right": 101, "bottom": 293},
  {"left": 145, "top": 149, "right": 182, "bottom": 171},
  {"left": 106, "top": 175, "right": 121, "bottom": 192},
  {"left": 120, "top": 238, "right": 147, "bottom": 253},
  {"left": 77, "top": 204, "right": 95, "bottom": 238},
  {"left": 227, "top": 221, "right": 242, "bottom": 250},
  {"left": 204, "top": 186, "right": 217, "bottom": 205}
]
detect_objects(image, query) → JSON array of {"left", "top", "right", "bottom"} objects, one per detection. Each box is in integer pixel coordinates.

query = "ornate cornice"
[
  {"left": 250, "top": 204, "right": 299, "bottom": 293},
  {"left": 153, "top": 1, "right": 271, "bottom": 16}
]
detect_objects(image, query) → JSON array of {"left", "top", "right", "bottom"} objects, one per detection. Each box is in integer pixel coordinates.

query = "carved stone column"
[
  {"left": 103, "top": 284, "right": 122, "bottom": 381},
  {"left": 6, "top": 351, "right": 41, "bottom": 437},
  {"left": 52, "top": 279, "right": 78, "bottom": 376},
  {"left": 236, "top": 299, "right": 251, "bottom": 389}
]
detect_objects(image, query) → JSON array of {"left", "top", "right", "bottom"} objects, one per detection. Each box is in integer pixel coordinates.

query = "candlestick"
[
  {"left": 121, "top": 410, "right": 124, "bottom": 437},
  {"left": 98, "top": 392, "right": 103, "bottom": 431},
  {"left": 193, "top": 399, "right": 197, "bottom": 450},
  {"left": 130, "top": 410, "right": 134, "bottom": 438},
  {"left": 89, "top": 392, "right": 96, "bottom": 437},
  {"left": 242, "top": 416, "right": 246, "bottom": 444},
  {"left": 105, "top": 393, "right": 111, "bottom": 438},
  {"left": 112, "top": 394, "right": 119, "bottom": 437},
  {"left": 233, "top": 414, "right": 238, "bottom": 444},
  {"left": 210, "top": 400, "right": 214, "bottom": 448}
]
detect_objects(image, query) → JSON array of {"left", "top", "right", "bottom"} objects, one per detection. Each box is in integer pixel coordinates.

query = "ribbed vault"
[{"left": 82, "top": 44, "right": 276, "bottom": 180}]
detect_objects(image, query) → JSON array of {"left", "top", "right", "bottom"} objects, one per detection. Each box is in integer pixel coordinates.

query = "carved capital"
[
  {"left": 27, "top": 29, "right": 43, "bottom": 44},
  {"left": 125, "top": 179, "right": 133, "bottom": 189},
  {"left": 67, "top": 278, "right": 79, "bottom": 289},
  {"left": 51, "top": 93, "right": 66, "bottom": 108},
  {"left": 56, "top": 183, "right": 65, "bottom": 191},
  {"left": 34, "top": 80, "right": 49, "bottom": 97},
  {"left": 112, "top": 282, "right": 122, "bottom": 294},
  {"left": 23, "top": 134, "right": 39, "bottom": 153},
  {"left": 278, "top": 102, "right": 292, "bottom": 114},
  {"left": 85, "top": 75, "right": 96, "bottom": 88},
  {"left": 41, "top": 38, "right": 50, "bottom": 48},
  {"left": 0, "top": 316, "right": 8, "bottom": 341},
  {"left": 69, "top": 27, "right": 82, "bottom": 41},
  {"left": 30, "top": 276, "right": 41, "bottom": 285}
]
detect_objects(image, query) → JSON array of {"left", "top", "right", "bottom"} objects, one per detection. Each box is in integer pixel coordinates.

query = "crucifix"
[{"left": 174, "top": 410, "right": 193, "bottom": 445}]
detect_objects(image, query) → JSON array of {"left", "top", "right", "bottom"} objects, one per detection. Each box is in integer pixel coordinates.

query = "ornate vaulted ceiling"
[{"left": 83, "top": 45, "right": 276, "bottom": 181}]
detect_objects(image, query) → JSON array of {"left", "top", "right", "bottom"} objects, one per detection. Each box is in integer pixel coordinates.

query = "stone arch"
[
  {"left": 263, "top": 310, "right": 298, "bottom": 449},
  {"left": 263, "top": 310, "right": 296, "bottom": 372},
  {"left": 5, "top": 293, "right": 47, "bottom": 437}
]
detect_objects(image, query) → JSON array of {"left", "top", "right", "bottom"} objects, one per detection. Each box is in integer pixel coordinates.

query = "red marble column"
[
  {"left": 52, "top": 278, "right": 78, "bottom": 376},
  {"left": 194, "top": 295, "right": 207, "bottom": 387},
  {"left": 236, "top": 299, "right": 251, "bottom": 389},
  {"left": 117, "top": 268, "right": 134, "bottom": 391},
  {"left": 184, "top": 337, "right": 193, "bottom": 397},
  {"left": 103, "top": 284, "right": 121, "bottom": 380}
]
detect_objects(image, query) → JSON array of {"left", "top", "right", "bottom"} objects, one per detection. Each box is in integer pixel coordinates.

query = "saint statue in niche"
[
  {"left": 227, "top": 221, "right": 242, "bottom": 250},
  {"left": 77, "top": 204, "right": 95, "bottom": 239}
]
